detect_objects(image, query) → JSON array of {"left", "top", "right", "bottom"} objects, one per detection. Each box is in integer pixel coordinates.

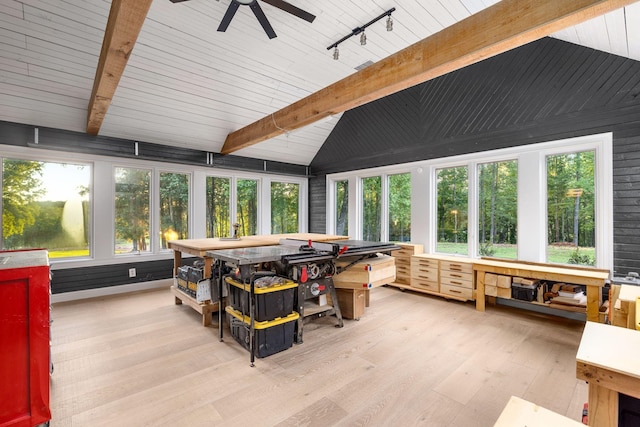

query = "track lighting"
[
  {"left": 333, "top": 46, "right": 339, "bottom": 60},
  {"left": 326, "top": 7, "right": 395, "bottom": 59}
]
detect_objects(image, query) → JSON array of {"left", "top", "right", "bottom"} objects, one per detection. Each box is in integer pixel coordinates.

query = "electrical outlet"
[{"left": 129, "top": 268, "right": 136, "bottom": 278}]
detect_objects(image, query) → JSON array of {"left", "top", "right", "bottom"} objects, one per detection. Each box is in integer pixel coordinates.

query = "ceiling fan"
[{"left": 170, "top": 0, "right": 316, "bottom": 39}]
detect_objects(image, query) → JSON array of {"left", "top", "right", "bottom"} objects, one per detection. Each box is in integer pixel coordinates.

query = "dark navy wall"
[{"left": 309, "top": 37, "right": 640, "bottom": 274}]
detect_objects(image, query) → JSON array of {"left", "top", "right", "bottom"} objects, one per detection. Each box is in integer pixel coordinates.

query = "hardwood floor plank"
[{"left": 49, "top": 286, "right": 589, "bottom": 426}]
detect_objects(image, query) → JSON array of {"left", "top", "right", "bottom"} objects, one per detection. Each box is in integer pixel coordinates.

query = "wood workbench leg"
[
  {"left": 587, "top": 382, "right": 617, "bottom": 427},
  {"left": 173, "top": 250, "right": 181, "bottom": 277},
  {"left": 204, "top": 257, "right": 213, "bottom": 279},
  {"left": 476, "top": 271, "right": 485, "bottom": 312},
  {"left": 586, "top": 285, "right": 601, "bottom": 323}
]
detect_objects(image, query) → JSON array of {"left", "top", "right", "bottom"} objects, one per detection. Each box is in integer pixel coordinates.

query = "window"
[
  {"left": 236, "top": 178, "right": 258, "bottom": 237},
  {"left": 206, "top": 176, "right": 230, "bottom": 238},
  {"left": 388, "top": 173, "right": 411, "bottom": 242},
  {"left": 114, "top": 167, "right": 150, "bottom": 254},
  {"left": 335, "top": 180, "right": 349, "bottom": 236},
  {"left": 271, "top": 182, "right": 299, "bottom": 234},
  {"left": 159, "top": 172, "right": 189, "bottom": 249},
  {"left": 478, "top": 160, "right": 517, "bottom": 259},
  {"left": 546, "top": 150, "right": 595, "bottom": 266},
  {"left": 2, "top": 159, "right": 91, "bottom": 258},
  {"left": 362, "top": 176, "right": 382, "bottom": 241},
  {"left": 436, "top": 166, "right": 468, "bottom": 255}
]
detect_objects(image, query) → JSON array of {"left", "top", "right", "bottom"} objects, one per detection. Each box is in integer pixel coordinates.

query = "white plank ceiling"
[{"left": 1, "top": 0, "right": 640, "bottom": 165}]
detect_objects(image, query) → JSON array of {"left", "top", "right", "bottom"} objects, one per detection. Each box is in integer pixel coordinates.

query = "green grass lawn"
[{"left": 436, "top": 242, "right": 595, "bottom": 266}]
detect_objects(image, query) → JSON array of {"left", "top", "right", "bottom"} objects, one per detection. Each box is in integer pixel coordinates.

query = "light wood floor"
[{"left": 50, "top": 286, "right": 588, "bottom": 426}]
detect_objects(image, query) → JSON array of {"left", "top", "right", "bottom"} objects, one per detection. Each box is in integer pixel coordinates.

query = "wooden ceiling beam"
[
  {"left": 86, "top": 0, "right": 153, "bottom": 135},
  {"left": 221, "top": 0, "right": 638, "bottom": 155}
]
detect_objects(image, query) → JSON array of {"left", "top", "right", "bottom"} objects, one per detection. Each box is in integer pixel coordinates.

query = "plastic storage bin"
[
  {"left": 512, "top": 282, "right": 537, "bottom": 301},
  {"left": 225, "top": 276, "right": 298, "bottom": 322},
  {"left": 225, "top": 307, "right": 299, "bottom": 358}
]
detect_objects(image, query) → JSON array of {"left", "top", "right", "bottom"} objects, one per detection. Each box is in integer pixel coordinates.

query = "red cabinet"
[{"left": 0, "top": 249, "right": 51, "bottom": 427}]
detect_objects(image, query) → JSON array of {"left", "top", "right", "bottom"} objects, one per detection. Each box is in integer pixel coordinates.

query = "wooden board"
[{"left": 493, "top": 396, "right": 584, "bottom": 427}]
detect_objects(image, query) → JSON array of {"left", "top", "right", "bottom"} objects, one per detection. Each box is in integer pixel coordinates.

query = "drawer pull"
[
  {"left": 450, "top": 281, "right": 463, "bottom": 286},
  {"left": 450, "top": 273, "right": 462, "bottom": 278},
  {"left": 449, "top": 289, "right": 462, "bottom": 294}
]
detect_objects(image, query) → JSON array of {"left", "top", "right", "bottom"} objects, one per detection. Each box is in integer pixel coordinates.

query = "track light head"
[
  {"left": 360, "top": 31, "right": 366, "bottom": 46},
  {"left": 333, "top": 46, "right": 339, "bottom": 60},
  {"left": 386, "top": 15, "right": 393, "bottom": 31}
]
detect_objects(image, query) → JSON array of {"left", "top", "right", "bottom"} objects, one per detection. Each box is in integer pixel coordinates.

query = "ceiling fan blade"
[
  {"left": 217, "top": 1, "right": 241, "bottom": 32},
  {"left": 261, "top": 0, "right": 315, "bottom": 23},
  {"left": 250, "top": 2, "right": 277, "bottom": 39}
]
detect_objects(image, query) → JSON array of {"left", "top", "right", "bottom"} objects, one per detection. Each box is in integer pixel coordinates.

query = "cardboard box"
[
  {"left": 497, "top": 286, "right": 511, "bottom": 299},
  {"left": 327, "top": 288, "right": 367, "bottom": 319},
  {"left": 485, "top": 285, "right": 498, "bottom": 297},
  {"left": 497, "top": 275, "right": 512, "bottom": 288},
  {"left": 485, "top": 273, "right": 498, "bottom": 286},
  {"left": 333, "top": 254, "right": 396, "bottom": 289}
]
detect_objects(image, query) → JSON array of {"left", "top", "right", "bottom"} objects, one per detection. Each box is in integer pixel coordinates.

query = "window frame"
[{"left": 326, "top": 133, "right": 613, "bottom": 270}]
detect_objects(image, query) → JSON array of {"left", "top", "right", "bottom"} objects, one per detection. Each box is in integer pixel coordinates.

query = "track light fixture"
[{"left": 326, "top": 7, "right": 395, "bottom": 59}]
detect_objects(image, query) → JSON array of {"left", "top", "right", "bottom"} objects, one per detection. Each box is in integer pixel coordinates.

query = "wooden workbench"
[
  {"left": 167, "top": 233, "right": 348, "bottom": 325},
  {"left": 473, "top": 259, "right": 609, "bottom": 322},
  {"left": 576, "top": 321, "right": 640, "bottom": 426}
]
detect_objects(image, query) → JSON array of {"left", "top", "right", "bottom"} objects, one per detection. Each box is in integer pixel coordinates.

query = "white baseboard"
[{"left": 51, "top": 278, "right": 172, "bottom": 303}]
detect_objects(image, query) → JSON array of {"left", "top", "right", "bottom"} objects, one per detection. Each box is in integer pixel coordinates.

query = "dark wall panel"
[
  {"left": 309, "top": 37, "right": 640, "bottom": 274},
  {"left": 308, "top": 175, "right": 327, "bottom": 233}
]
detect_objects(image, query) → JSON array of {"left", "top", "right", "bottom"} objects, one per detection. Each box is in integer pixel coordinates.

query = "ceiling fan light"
[
  {"left": 360, "top": 31, "right": 367, "bottom": 46},
  {"left": 386, "top": 15, "right": 393, "bottom": 31},
  {"left": 333, "top": 46, "right": 339, "bottom": 60}
]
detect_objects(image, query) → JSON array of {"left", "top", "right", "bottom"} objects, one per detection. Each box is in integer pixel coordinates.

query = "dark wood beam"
[
  {"left": 221, "top": 0, "right": 638, "bottom": 154},
  {"left": 86, "top": 0, "right": 153, "bottom": 135}
]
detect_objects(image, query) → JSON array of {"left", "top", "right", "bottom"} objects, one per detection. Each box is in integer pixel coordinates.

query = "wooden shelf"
[{"left": 171, "top": 286, "right": 219, "bottom": 327}]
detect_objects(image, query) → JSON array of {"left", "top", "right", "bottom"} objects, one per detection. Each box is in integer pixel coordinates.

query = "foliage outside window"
[
  {"left": 478, "top": 161, "right": 517, "bottom": 259},
  {"left": 206, "top": 176, "right": 230, "bottom": 238},
  {"left": 271, "top": 182, "right": 299, "bottom": 234},
  {"left": 159, "top": 172, "right": 189, "bottom": 249},
  {"left": 2, "top": 159, "right": 90, "bottom": 258},
  {"left": 237, "top": 179, "right": 258, "bottom": 237},
  {"left": 335, "top": 180, "right": 349, "bottom": 236},
  {"left": 115, "top": 167, "right": 150, "bottom": 254},
  {"left": 362, "top": 176, "right": 382, "bottom": 241},
  {"left": 436, "top": 166, "right": 468, "bottom": 255},
  {"left": 388, "top": 173, "right": 411, "bottom": 242},
  {"left": 547, "top": 151, "right": 595, "bottom": 266}
]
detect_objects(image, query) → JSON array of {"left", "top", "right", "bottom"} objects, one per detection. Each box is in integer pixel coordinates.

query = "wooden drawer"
[
  {"left": 440, "top": 275, "right": 473, "bottom": 289},
  {"left": 411, "top": 266, "right": 438, "bottom": 281},
  {"left": 396, "top": 263, "right": 411, "bottom": 277},
  {"left": 440, "top": 283, "right": 473, "bottom": 300},
  {"left": 411, "top": 278, "right": 439, "bottom": 292},
  {"left": 440, "top": 260, "right": 473, "bottom": 274},
  {"left": 394, "top": 257, "right": 411, "bottom": 267},
  {"left": 411, "top": 256, "right": 439, "bottom": 269},
  {"left": 440, "top": 269, "right": 473, "bottom": 285}
]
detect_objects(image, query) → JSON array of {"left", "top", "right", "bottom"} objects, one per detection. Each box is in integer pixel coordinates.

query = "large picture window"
[
  {"left": 546, "top": 150, "right": 596, "bottom": 266},
  {"left": 159, "top": 172, "right": 189, "bottom": 249},
  {"left": 237, "top": 178, "right": 258, "bottom": 237},
  {"left": 335, "top": 180, "right": 349, "bottom": 236},
  {"left": 115, "top": 167, "right": 150, "bottom": 254},
  {"left": 271, "top": 182, "right": 299, "bottom": 234},
  {"left": 478, "top": 160, "right": 518, "bottom": 259},
  {"left": 2, "top": 159, "right": 91, "bottom": 258},
  {"left": 388, "top": 173, "right": 411, "bottom": 242},
  {"left": 206, "top": 176, "right": 231, "bottom": 238},
  {"left": 436, "top": 166, "right": 468, "bottom": 255},
  {"left": 362, "top": 176, "right": 382, "bottom": 241}
]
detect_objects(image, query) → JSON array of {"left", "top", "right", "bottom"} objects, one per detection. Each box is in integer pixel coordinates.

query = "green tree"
[
  {"left": 115, "top": 168, "right": 150, "bottom": 252},
  {"left": 271, "top": 182, "right": 299, "bottom": 233},
  {"left": 388, "top": 173, "right": 411, "bottom": 242},
  {"left": 2, "top": 159, "right": 44, "bottom": 245},
  {"left": 335, "top": 180, "right": 349, "bottom": 236},
  {"left": 362, "top": 176, "right": 382, "bottom": 241},
  {"left": 160, "top": 172, "right": 189, "bottom": 248},
  {"left": 237, "top": 179, "right": 257, "bottom": 236},
  {"left": 437, "top": 167, "right": 468, "bottom": 245},
  {"left": 206, "top": 177, "right": 230, "bottom": 238}
]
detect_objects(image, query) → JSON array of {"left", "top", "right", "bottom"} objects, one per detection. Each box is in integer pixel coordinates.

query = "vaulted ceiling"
[{"left": 2, "top": 0, "right": 640, "bottom": 166}]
